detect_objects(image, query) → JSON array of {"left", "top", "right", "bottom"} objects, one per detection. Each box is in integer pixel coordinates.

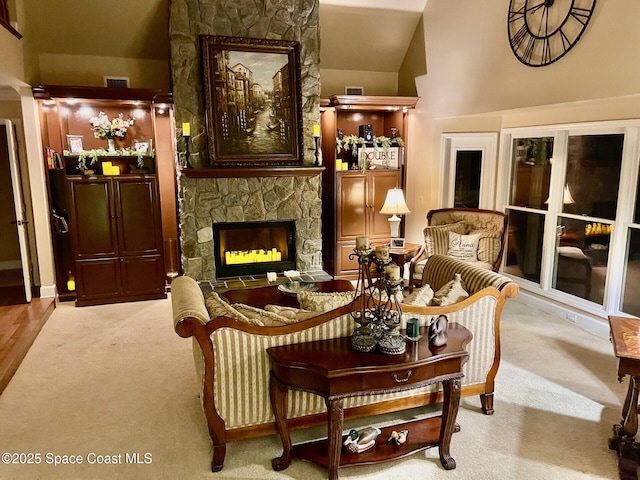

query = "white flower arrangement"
[{"left": 89, "top": 112, "right": 134, "bottom": 140}]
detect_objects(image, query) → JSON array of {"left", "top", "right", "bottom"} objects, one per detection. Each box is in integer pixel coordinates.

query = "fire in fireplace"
[{"left": 212, "top": 220, "right": 296, "bottom": 278}]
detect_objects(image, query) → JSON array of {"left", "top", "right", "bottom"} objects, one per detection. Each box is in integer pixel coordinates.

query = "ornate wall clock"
[{"left": 508, "top": 0, "right": 597, "bottom": 67}]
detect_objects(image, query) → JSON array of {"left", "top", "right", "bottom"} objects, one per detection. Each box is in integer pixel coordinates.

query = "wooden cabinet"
[
  {"left": 67, "top": 175, "right": 165, "bottom": 306},
  {"left": 320, "top": 95, "right": 418, "bottom": 278},
  {"left": 335, "top": 170, "right": 401, "bottom": 277}
]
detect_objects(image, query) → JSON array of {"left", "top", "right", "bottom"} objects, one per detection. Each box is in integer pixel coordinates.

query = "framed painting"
[{"left": 201, "top": 35, "right": 303, "bottom": 167}]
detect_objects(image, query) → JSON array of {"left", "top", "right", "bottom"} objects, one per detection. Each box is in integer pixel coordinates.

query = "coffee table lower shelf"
[{"left": 292, "top": 417, "right": 458, "bottom": 469}]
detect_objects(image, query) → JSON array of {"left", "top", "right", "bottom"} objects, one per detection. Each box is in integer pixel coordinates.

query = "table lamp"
[{"left": 380, "top": 188, "right": 410, "bottom": 238}]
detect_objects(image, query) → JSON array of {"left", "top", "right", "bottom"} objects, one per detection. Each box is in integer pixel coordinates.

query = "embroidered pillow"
[
  {"left": 423, "top": 221, "right": 467, "bottom": 257},
  {"left": 204, "top": 291, "right": 250, "bottom": 323},
  {"left": 297, "top": 291, "right": 355, "bottom": 313},
  {"left": 469, "top": 229, "right": 502, "bottom": 265},
  {"left": 431, "top": 273, "right": 469, "bottom": 306},
  {"left": 447, "top": 232, "right": 481, "bottom": 262},
  {"left": 401, "top": 284, "right": 435, "bottom": 307}
]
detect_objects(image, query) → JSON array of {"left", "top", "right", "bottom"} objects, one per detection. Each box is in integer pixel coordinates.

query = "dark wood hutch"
[
  {"left": 33, "top": 85, "right": 179, "bottom": 306},
  {"left": 320, "top": 95, "right": 419, "bottom": 279}
]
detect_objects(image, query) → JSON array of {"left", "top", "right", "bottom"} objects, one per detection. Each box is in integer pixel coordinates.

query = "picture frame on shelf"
[
  {"left": 66, "top": 135, "right": 84, "bottom": 154},
  {"left": 390, "top": 238, "right": 405, "bottom": 249},
  {"left": 201, "top": 35, "right": 303, "bottom": 167},
  {"left": 133, "top": 139, "right": 153, "bottom": 155}
]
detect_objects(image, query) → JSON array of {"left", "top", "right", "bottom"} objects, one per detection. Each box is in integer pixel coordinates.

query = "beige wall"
[
  {"left": 404, "top": 0, "right": 640, "bottom": 244},
  {"left": 37, "top": 54, "right": 170, "bottom": 90},
  {"left": 0, "top": 4, "right": 25, "bottom": 86},
  {"left": 320, "top": 69, "right": 398, "bottom": 97}
]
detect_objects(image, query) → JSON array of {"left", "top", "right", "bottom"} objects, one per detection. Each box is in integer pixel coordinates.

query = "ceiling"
[{"left": 21, "top": 0, "right": 426, "bottom": 74}]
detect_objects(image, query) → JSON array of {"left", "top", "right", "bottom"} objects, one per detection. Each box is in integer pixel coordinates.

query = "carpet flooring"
[{"left": 0, "top": 296, "right": 628, "bottom": 479}]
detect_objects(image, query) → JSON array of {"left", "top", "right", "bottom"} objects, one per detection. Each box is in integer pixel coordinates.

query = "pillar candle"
[
  {"left": 335, "top": 159, "right": 342, "bottom": 171},
  {"left": 313, "top": 124, "right": 321, "bottom": 137},
  {"left": 102, "top": 161, "right": 112, "bottom": 175},
  {"left": 385, "top": 264, "right": 401, "bottom": 281},
  {"left": 182, "top": 122, "right": 191, "bottom": 136},
  {"left": 355, "top": 236, "right": 369, "bottom": 250},
  {"left": 375, "top": 245, "right": 390, "bottom": 261}
]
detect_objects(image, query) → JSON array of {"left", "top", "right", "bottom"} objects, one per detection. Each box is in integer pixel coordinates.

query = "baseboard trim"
[
  {"left": 39, "top": 285, "right": 56, "bottom": 298},
  {"left": 515, "top": 290, "right": 610, "bottom": 338}
]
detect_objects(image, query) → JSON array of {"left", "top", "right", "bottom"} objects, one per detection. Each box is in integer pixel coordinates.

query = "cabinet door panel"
[
  {"left": 338, "top": 173, "right": 367, "bottom": 240},
  {"left": 336, "top": 242, "right": 361, "bottom": 278},
  {"left": 115, "top": 177, "right": 162, "bottom": 256},
  {"left": 68, "top": 179, "right": 118, "bottom": 259},
  {"left": 368, "top": 171, "right": 401, "bottom": 239},
  {"left": 75, "top": 258, "right": 120, "bottom": 302},
  {"left": 120, "top": 255, "right": 165, "bottom": 296}
]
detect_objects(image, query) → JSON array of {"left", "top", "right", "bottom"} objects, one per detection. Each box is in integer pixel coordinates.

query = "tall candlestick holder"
[
  {"left": 349, "top": 247, "right": 406, "bottom": 355},
  {"left": 183, "top": 135, "right": 192, "bottom": 169},
  {"left": 313, "top": 136, "right": 320, "bottom": 167}
]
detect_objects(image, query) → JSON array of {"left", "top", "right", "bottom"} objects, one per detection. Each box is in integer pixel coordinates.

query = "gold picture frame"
[
  {"left": 66, "top": 134, "right": 84, "bottom": 154},
  {"left": 133, "top": 139, "right": 153, "bottom": 155}
]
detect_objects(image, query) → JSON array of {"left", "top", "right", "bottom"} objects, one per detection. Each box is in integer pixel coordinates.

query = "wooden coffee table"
[
  {"left": 267, "top": 323, "right": 472, "bottom": 480},
  {"left": 220, "top": 279, "right": 354, "bottom": 309}
]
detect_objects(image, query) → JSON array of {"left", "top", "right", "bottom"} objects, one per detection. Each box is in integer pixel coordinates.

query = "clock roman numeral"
[
  {"left": 570, "top": 6, "right": 593, "bottom": 26},
  {"left": 522, "top": 35, "right": 537, "bottom": 64},
  {"left": 542, "top": 37, "right": 552, "bottom": 64},
  {"left": 510, "top": 23, "right": 530, "bottom": 50}
]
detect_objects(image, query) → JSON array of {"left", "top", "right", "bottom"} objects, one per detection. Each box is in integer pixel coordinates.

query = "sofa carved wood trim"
[{"left": 172, "top": 255, "right": 519, "bottom": 472}]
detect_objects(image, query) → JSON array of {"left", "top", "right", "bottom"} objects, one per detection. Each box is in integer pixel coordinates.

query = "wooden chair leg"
[{"left": 480, "top": 393, "right": 494, "bottom": 415}]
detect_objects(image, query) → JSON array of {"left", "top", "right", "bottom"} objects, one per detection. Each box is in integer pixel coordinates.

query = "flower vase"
[{"left": 107, "top": 138, "right": 116, "bottom": 153}]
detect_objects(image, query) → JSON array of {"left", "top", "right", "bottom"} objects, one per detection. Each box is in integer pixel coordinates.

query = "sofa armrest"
[
  {"left": 421, "top": 254, "right": 518, "bottom": 296},
  {"left": 172, "top": 275, "right": 211, "bottom": 335}
]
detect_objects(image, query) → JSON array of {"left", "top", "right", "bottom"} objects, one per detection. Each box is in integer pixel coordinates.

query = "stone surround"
[{"left": 169, "top": 0, "right": 322, "bottom": 281}]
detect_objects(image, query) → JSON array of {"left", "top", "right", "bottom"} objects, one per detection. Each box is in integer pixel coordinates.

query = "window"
[{"left": 500, "top": 122, "right": 639, "bottom": 319}]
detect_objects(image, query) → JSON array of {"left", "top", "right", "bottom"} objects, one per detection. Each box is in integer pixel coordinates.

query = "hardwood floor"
[{"left": 0, "top": 297, "right": 55, "bottom": 395}]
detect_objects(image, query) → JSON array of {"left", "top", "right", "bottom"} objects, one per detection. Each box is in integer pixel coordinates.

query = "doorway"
[
  {"left": 0, "top": 121, "right": 33, "bottom": 305},
  {"left": 441, "top": 133, "right": 498, "bottom": 209}
]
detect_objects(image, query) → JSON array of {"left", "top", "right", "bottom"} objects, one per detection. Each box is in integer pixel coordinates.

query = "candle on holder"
[
  {"left": 375, "top": 245, "right": 390, "bottom": 261},
  {"left": 356, "top": 236, "right": 369, "bottom": 250},
  {"left": 385, "top": 264, "right": 401, "bottom": 282},
  {"left": 313, "top": 124, "right": 321, "bottom": 137},
  {"left": 182, "top": 122, "right": 191, "bottom": 137}
]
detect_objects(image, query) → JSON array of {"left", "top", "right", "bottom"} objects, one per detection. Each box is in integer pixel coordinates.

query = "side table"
[
  {"left": 372, "top": 241, "right": 421, "bottom": 266},
  {"left": 608, "top": 315, "right": 640, "bottom": 479},
  {"left": 267, "top": 323, "right": 472, "bottom": 480}
]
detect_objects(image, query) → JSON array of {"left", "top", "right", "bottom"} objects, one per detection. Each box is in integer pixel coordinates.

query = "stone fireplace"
[{"left": 169, "top": 0, "right": 322, "bottom": 281}]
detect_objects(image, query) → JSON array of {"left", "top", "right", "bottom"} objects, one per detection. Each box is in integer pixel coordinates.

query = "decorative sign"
[{"left": 358, "top": 146, "right": 400, "bottom": 169}]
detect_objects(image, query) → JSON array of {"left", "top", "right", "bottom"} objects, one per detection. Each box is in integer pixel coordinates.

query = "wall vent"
[
  {"left": 104, "top": 76, "right": 130, "bottom": 88},
  {"left": 345, "top": 86, "right": 364, "bottom": 95}
]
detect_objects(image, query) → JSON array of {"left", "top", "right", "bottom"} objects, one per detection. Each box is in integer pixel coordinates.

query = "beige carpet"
[{"left": 0, "top": 297, "right": 627, "bottom": 479}]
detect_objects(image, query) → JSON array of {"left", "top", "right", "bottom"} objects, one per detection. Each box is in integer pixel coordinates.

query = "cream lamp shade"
[{"left": 380, "top": 188, "right": 410, "bottom": 238}]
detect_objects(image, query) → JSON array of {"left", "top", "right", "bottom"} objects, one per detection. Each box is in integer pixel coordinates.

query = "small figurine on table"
[
  {"left": 428, "top": 314, "right": 449, "bottom": 347},
  {"left": 388, "top": 429, "right": 409, "bottom": 446},
  {"left": 342, "top": 427, "right": 381, "bottom": 454}
]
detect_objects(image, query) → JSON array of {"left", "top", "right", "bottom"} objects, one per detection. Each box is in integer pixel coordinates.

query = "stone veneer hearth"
[{"left": 169, "top": 0, "right": 321, "bottom": 281}]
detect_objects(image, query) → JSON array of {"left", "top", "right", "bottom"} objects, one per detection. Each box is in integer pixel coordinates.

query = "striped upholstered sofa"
[{"left": 172, "top": 254, "right": 518, "bottom": 472}]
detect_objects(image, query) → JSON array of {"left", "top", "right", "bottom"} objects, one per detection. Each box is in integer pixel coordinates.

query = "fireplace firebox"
[{"left": 213, "top": 220, "right": 296, "bottom": 278}]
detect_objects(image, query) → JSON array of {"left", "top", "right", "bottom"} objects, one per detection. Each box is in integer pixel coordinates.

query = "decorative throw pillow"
[
  {"left": 297, "top": 291, "right": 355, "bottom": 313},
  {"left": 205, "top": 291, "right": 250, "bottom": 323},
  {"left": 469, "top": 229, "right": 502, "bottom": 265},
  {"left": 233, "top": 304, "right": 297, "bottom": 327},
  {"left": 447, "top": 232, "right": 481, "bottom": 262},
  {"left": 431, "top": 273, "right": 469, "bottom": 306},
  {"left": 423, "top": 221, "right": 467, "bottom": 257},
  {"left": 264, "top": 304, "right": 320, "bottom": 322},
  {"left": 401, "top": 284, "right": 435, "bottom": 306}
]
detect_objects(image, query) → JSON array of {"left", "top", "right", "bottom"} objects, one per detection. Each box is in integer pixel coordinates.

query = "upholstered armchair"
[{"left": 408, "top": 208, "right": 508, "bottom": 292}]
